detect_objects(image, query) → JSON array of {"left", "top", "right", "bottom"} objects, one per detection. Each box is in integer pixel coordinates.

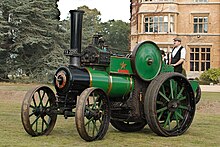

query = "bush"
[{"left": 200, "top": 68, "right": 220, "bottom": 84}]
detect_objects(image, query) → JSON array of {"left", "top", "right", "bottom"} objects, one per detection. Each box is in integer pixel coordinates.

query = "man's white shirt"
[{"left": 172, "top": 45, "right": 186, "bottom": 59}]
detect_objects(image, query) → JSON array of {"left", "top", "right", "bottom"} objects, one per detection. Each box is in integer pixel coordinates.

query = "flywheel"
[{"left": 131, "top": 41, "right": 162, "bottom": 81}]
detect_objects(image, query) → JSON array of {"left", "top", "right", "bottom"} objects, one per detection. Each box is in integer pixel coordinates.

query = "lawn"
[{"left": 0, "top": 83, "right": 219, "bottom": 147}]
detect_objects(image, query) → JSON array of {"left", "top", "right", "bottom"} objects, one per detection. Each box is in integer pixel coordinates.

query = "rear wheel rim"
[{"left": 145, "top": 73, "right": 195, "bottom": 136}]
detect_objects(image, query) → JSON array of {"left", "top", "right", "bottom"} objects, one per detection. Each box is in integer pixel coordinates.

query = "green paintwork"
[
  {"left": 161, "top": 62, "right": 174, "bottom": 73},
  {"left": 189, "top": 80, "right": 199, "bottom": 93},
  {"left": 134, "top": 42, "right": 162, "bottom": 81},
  {"left": 161, "top": 62, "right": 199, "bottom": 93},
  {"left": 108, "top": 56, "right": 133, "bottom": 74},
  {"left": 86, "top": 67, "right": 134, "bottom": 98},
  {"left": 86, "top": 67, "right": 109, "bottom": 92},
  {"left": 161, "top": 63, "right": 199, "bottom": 93},
  {"left": 110, "top": 74, "right": 134, "bottom": 98}
]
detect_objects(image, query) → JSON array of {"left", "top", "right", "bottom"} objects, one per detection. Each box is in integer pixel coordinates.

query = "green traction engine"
[{"left": 21, "top": 10, "right": 201, "bottom": 141}]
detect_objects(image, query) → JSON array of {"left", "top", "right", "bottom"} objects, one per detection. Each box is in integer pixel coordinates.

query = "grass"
[{"left": 0, "top": 83, "right": 220, "bottom": 147}]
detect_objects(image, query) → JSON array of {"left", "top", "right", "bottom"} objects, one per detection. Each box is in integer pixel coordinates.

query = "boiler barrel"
[
  {"left": 85, "top": 67, "right": 134, "bottom": 98},
  {"left": 54, "top": 66, "right": 134, "bottom": 98}
]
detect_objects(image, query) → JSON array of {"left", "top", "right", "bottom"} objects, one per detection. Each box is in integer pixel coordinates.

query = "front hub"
[{"left": 33, "top": 106, "right": 47, "bottom": 117}]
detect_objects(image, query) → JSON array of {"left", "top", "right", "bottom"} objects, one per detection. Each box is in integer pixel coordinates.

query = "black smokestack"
[{"left": 66, "top": 10, "right": 84, "bottom": 67}]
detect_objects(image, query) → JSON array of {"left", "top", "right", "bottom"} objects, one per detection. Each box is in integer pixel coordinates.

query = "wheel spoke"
[
  {"left": 41, "top": 91, "right": 46, "bottom": 100},
  {"left": 87, "top": 118, "right": 90, "bottom": 132},
  {"left": 179, "top": 96, "right": 186, "bottom": 101},
  {"left": 38, "top": 91, "right": 44, "bottom": 107},
  {"left": 163, "top": 112, "right": 171, "bottom": 128},
  {"left": 158, "top": 111, "right": 164, "bottom": 120},
  {"left": 168, "top": 116, "right": 171, "bottom": 130},
  {"left": 30, "top": 105, "right": 36, "bottom": 109},
  {"left": 92, "top": 93, "right": 97, "bottom": 109},
  {"left": 85, "top": 117, "right": 94, "bottom": 127},
  {"left": 35, "top": 118, "right": 38, "bottom": 132},
  {"left": 179, "top": 105, "right": 189, "bottom": 110},
  {"left": 156, "top": 101, "right": 163, "bottom": 105},
  {"left": 29, "top": 112, "right": 35, "bottom": 117},
  {"left": 170, "top": 80, "right": 174, "bottom": 99},
  {"left": 42, "top": 117, "right": 49, "bottom": 128},
  {"left": 157, "top": 106, "right": 168, "bottom": 113},
  {"left": 92, "top": 120, "right": 98, "bottom": 136},
  {"left": 173, "top": 81, "right": 178, "bottom": 97},
  {"left": 98, "top": 117, "right": 103, "bottom": 124},
  {"left": 161, "top": 85, "right": 166, "bottom": 94},
  {"left": 31, "top": 115, "right": 40, "bottom": 129},
  {"left": 175, "top": 110, "right": 184, "bottom": 120},
  {"left": 174, "top": 112, "right": 180, "bottom": 128},
  {"left": 37, "top": 91, "right": 42, "bottom": 101},
  {"left": 159, "top": 91, "right": 170, "bottom": 102},
  {"left": 97, "top": 100, "right": 103, "bottom": 111},
  {"left": 32, "top": 95, "right": 37, "bottom": 107},
  {"left": 42, "top": 118, "right": 44, "bottom": 132},
  {"left": 168, "top": 92, "right": 172, "bottom": 99},
  {"left": 176, "top": 87, "right": 184, "bottom": 99},
  {"left": 92, "top": 120, "right": 95, "bottom": 136},
  {"left": 40, "top": 90, "right": 46, "bottom": 106},
  {"left": 45, "top": 98, "right": 50, "bottom": 107},
  {"left": 85, "top": 106, "right": 95, "bottom": 114}
]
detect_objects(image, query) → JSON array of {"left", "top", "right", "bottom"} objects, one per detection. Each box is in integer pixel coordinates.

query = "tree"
[
  {"left": 76, "top": 6, "right": 130, "bottom": 55},
  {"left": 0, "top": 0, "right": 16, "bottom": 81},
  {"left": 101, "top": 20, "right": 130, "bottom": 55},
  {"left": 0, "top": 0, "right": 68, "bottom": 82},
  {"left": 77, "top": 5, "right": 102, "bottom": 50}
]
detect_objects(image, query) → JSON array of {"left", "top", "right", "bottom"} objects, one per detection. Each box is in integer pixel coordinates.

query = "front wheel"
[
  {"left": 21, "top": 86, "right": 57, "bottom": 136},
  {"left": 75, "top": 87, "right": 110, "bottom": 141},
  {"left": 145, "top": 73, "right": 195, "bottom": 136}
]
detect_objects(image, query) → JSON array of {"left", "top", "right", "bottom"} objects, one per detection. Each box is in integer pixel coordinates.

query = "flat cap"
[{"left": 173, "top": 37, "right": 181, "bottom": 42}]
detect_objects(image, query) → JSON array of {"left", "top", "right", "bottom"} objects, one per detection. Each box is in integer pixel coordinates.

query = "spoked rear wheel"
[
  {"left": 145, "top": 73, "right": 195, "bottom": 136},
  {"left": 21, "top": 86, "right": 57, "bottom": 136},
  {"left": 75, "top": 87, "right": 110, "bottom": 141}
]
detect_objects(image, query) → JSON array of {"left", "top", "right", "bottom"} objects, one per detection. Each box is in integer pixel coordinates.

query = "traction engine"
[{"left": 21, "top": 10, "right": 201, "bottom": 141}]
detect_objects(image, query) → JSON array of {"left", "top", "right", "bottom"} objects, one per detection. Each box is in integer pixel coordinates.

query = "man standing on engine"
[{"left": 169, "top": 37, "right": 186, "bottom": 73}]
